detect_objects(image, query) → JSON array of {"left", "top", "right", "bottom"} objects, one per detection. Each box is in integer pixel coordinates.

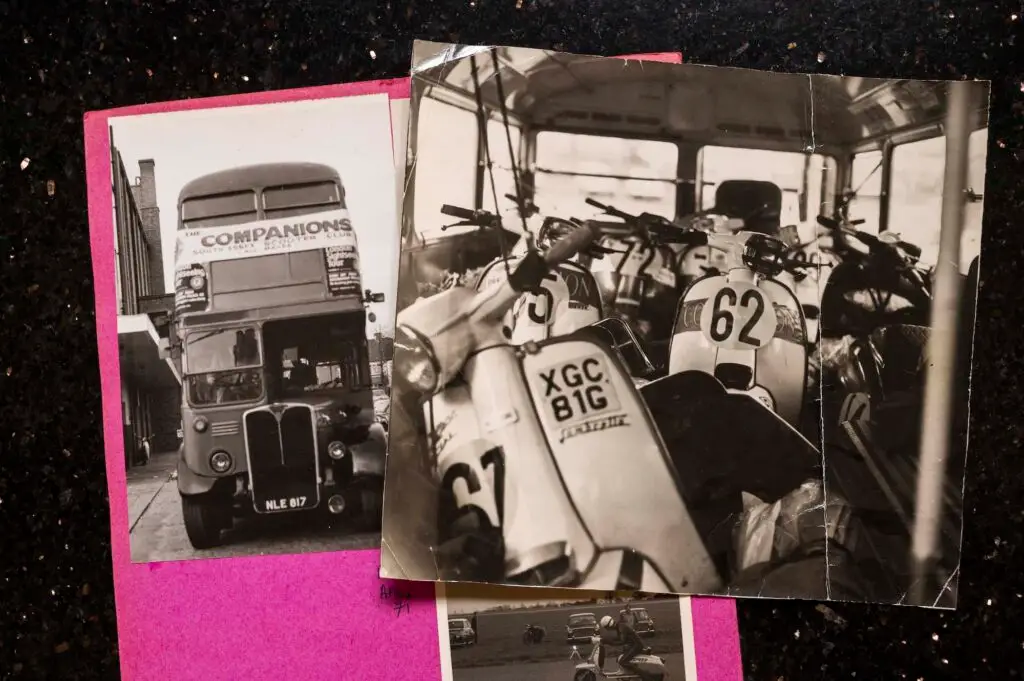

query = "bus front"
[{"left": 172, "top": 163, "right": 387, "bottom": 550}]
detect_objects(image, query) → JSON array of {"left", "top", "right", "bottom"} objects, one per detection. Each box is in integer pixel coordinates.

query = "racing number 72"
[{"left": 709, "top": 285, "right": 767, "bottom": 347}]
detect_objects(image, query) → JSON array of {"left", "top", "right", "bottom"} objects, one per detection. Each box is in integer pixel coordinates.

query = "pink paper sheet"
[{"left": 84, "top": 57, "right": 742, "bottom": 681}]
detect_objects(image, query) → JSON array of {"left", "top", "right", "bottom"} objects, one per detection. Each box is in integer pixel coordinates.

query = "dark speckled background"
[{"left": 1, "top": 1, "right": 1021, "bottom": 678}]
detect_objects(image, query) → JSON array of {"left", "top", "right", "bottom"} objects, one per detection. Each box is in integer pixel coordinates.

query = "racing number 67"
[{"left": 709, "top": 285, "right": 767, "bottom": 347}]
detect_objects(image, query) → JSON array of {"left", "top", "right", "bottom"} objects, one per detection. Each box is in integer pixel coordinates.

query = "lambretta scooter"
[
  {"left": 441, "top": 199, "right": 609, "bottom": 344},
  {"left": 393, "top": 218, "right": 721, "bottom": 593},
  {"left": 571, "top": 636, "right": 667, "bottom": 681},
  {"left": 667, "top": 229, "right": 813, "bottom": 431},
  {"left": 579, "top": 197, "right": 708, "bottom": 373}
]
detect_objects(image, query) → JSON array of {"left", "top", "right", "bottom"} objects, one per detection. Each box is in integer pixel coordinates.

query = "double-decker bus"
[{"left": 166, "top": 162, "right": 387, "bottom": 549}]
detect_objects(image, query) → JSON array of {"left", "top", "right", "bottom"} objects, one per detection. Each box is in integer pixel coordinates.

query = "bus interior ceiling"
[{"left": 410, "top": 45, "right": 989, "bottom": 226}]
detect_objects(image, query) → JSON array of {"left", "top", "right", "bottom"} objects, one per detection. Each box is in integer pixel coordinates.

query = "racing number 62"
[{"left": 709, "top": 285, "right": 767, "bottom": 347}]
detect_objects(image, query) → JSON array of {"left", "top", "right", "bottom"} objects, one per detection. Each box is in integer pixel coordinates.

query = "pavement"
[
  {"left": 125, "top": 449, "right": 380, "bottom": 563},
  {"left": 453, "top": 652, "right": 689, "bottom": 681}
]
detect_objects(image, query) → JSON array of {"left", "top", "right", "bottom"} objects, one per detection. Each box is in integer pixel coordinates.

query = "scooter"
[
  {"left": 666, "top": 228, "right": 813, "bottom": 431},
  {"left": 441, "top": 201, "right": 608, "bottom": 344},
  {"left": 523, "top": 623, "right": 546, "bottom": 644},
  {"left": 393, "top": 212, "right": 721, "bottom": 593},
  {"left": 579, "top": 198, "right": 706, "bottom": 373},
  {"left": 572, "top": 636, "right": 667, "bottom": 681}
]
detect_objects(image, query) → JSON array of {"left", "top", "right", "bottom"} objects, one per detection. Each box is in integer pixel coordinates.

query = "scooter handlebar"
[
  {"left": 440, "top": 204, "right": 478, "bottom": 221},
  {"left": 543, "top": 224, "right": 596, "bottom": 267}
]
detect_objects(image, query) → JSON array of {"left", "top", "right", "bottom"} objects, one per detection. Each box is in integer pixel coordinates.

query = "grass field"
[{"left": 449, "top": 598, "right": 684, "bottom": 669}]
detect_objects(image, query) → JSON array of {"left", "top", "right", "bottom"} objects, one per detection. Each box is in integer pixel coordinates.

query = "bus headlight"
[
  {"left": 327, "top": 441, "right": 347, "bottom": 460},
  {"left": 394, "top": 324, "right": 440, "bottom": 394},
  {"left": 193, "top": 416, "right": 209, "bottom": 433},
  {"left": 209, "top": 450, "right": 232, "bottom": 473}
]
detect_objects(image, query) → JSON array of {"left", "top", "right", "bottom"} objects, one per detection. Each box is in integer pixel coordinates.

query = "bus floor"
[{"left": 824, "top": 421, "right": 962, "bottom": 608}]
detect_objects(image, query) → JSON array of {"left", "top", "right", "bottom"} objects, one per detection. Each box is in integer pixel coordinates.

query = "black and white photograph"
[
  {"left": 435, "top": 583, "right": 698, "bottom": 681},
  {"left": 111, "top": 93, "right": 401, "bottom": 562},
  {"left": 380, "top": 41, "right": 990, "bottom": 607}
]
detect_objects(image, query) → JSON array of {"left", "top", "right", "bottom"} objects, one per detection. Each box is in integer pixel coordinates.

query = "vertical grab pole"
[{"left": 909, "top": 81, "right": 972, "bottom": 606}]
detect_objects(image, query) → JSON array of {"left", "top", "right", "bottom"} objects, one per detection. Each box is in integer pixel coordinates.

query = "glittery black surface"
[{"left": 1, "top": 1, "right": 1022, "bottom": 678}]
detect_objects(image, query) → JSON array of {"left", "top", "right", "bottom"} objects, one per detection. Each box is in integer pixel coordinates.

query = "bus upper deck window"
[
  {"left": 847, "top": 150, "right": 884, "bottom": 235},
  {"left": 181, "top": 190, "right": 258, "bottom": 228},
  {"left": 262, "top": 181, "right": 343, "bottom": 215}
]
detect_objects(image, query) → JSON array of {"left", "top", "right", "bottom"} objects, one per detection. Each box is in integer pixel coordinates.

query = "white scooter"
[
  {"left": 571, "top": 636, "right": 667, "bottom": 681},
  {"left": 667, "top": 229, "right": 813, "bottom": 431},
  {"left": 393, "top": 210, "right": 720, "bottom": 593}
]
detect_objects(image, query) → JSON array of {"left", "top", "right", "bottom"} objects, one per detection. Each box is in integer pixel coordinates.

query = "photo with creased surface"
[
  {"left": 380, "top": 40, "right": 990, "bottom": 608},
  {"left": 110, "top": 94, "right": 399, "bottom": 562}
]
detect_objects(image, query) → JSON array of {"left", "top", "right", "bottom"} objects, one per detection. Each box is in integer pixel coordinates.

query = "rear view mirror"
[{"left": 585, "top": 317, "right": 655, "bottom": 379}]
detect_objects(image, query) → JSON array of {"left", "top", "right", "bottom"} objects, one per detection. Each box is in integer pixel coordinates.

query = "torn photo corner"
[{"left": 380, "top": 40, "right": 991, "bottom": 609}]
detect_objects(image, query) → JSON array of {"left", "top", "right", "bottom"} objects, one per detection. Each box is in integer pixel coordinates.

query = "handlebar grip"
[
  {"left": 816, "top": 215, "right": 841, "bottom": 230},
  {"left": 440, "top": 204, "right": 477, "bottom": 220},
  {"left": 543, "top": 225, "right": 596, "bottom": 267},
  {"left": 584, "top": 197, "right": 607, "bottom": 210}
]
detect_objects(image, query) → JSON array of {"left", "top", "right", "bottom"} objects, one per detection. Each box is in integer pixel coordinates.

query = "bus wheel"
[{"left": 182, "top": 495, "right": 228, "bottom": 549}]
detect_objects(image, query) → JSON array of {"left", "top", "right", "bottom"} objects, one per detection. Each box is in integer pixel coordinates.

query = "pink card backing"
[{"left": 84, "top": 57, "right": 743, "bottom": 681}]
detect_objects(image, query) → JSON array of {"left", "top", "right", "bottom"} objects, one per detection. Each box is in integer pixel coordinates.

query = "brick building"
[{"left": 112, "top": 130, "right": 182, "bottom": 467}]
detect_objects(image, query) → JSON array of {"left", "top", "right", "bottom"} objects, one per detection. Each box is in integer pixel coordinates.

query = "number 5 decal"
[
  {"left": 699, "top": 282, "right": 777, "bottom": 350},
  {"left": 527, "top": 273, "right": 559, "bottom": 325}
]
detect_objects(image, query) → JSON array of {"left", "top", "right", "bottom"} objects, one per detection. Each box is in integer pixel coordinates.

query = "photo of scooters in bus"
[
  {"left": 380, "top": 41, "right": 990, "bottom": 608},
  {"left": 108, "top": 93, "right": 401, "bottom": 563}
]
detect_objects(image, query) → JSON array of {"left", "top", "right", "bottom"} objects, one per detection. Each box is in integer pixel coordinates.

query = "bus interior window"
[
  {"left": 888, "top": 128, "right": 988, "bottom": 272},
  {"left": 697, "top": 146, "right": 835, "bottom": 243},
  {"left": 414, "top": 98, "right": 478, "bottom": 239},
  {"left": 846, "top": 150, "right": 884, "bottom": 235},
  {"left": 533, "top": 131, "right": 678, "bottom": 220},
  {"left": 482, "top": 117, "right": 522, "bottom": 217}
]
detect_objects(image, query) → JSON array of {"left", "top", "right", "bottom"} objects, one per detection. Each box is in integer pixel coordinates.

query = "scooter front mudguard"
[
  {"left": 519, "top": 336, "right": 722, "bottom": 594},
  {"left": 425, "top": 346, "right": 585, "bottom": 581}
]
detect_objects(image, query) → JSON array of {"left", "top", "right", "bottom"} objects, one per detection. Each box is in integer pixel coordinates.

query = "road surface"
[
  {"left": 453, "top": 652, "right": 689, "bottom": 681},
  {"left": 127, "top": 450, "right": 379, "bottom": 563}
]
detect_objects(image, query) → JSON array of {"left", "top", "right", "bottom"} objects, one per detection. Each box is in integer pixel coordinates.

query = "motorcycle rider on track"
[{"left": 598, "top": 613, "right": 649, "bottom": 680}]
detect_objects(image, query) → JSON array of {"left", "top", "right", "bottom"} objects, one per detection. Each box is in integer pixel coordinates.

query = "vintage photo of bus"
[
  {"left": 380, "top": 42, "right": 989, "bottom": 608},
  {"left": 109, "top": 94, "right": 400, "bottom": 562}
]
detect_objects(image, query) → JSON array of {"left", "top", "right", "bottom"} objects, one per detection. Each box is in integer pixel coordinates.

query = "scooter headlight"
[{"left": 394, "top": 324, "right": 440, "bottom": 394}]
